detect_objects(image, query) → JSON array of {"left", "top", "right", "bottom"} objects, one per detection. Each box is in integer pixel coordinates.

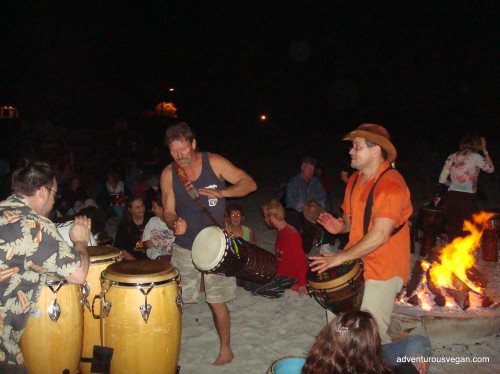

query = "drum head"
[
  {"left": 307, "top": 260, "right": 361, "bottom": 290},
  {"left": 192, "top": 226, "right": 226, "bottom": 271},
  {"left": 303, "top": 202, "right": 326, "bottom": 223},
  {"left": 88, "top": 246, "right": 122, "bottom": 262},
  {"left": 102, "top": 259, "right": 177, "bottom": 283}
]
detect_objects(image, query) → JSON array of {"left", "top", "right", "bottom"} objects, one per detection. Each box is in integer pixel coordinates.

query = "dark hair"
[
  {"left": 227, "top": 203, "right": 244, "bottom": 217},
  {"left": 11, "top": 161, "right": 55, "bottom": 196},
  {"left": 301, "top": 156, "right": 317, "bottom": 167},
  {"left": 123, "top": 196, "right": 144, "bottom": 224},
  {"left": 302, "top": 311, "right": 393, "bottom": 374},
  {"left": 459, "top": 133, "right": 482, "bottom": 153},
  {"left": 165, "top": 122, "right": 195, "bottom": 146},
  {"left": 151, "top": 194, "right": 163, "bottom": 208},
  {"left": 107, "top": 171, "right": 122, "bottom": 183},
  {"left": 365, "top": 140, "right": 388, "bottom": 161}
]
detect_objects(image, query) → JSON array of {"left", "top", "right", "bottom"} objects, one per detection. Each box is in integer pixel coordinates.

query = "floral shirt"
[
  {"left": 439, "top": 150, "right": 494, "bottom": 193},
  {"left": 0, "top": 195, "right": 81, "bottom": 368}
]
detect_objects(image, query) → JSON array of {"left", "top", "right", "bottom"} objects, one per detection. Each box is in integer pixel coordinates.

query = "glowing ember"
[{"left": 428, "top": 211, "right": 494, "bottom": 293}]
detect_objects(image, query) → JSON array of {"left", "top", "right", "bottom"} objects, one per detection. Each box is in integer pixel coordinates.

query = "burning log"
[
  {"left": 407, "top": 294, "right": 420, "bottom": 306},
  {"left": 405, "top": 260, "right": 426, "bottom": 297},
  {"left": 425, "top": 270, "right": 446, "bottom": 307},
  {"left": 465, "top": 266, "right": 488, "bottom": 289},
  {"left": 441, "top": 274, "right": 474, "bottom": 310}
]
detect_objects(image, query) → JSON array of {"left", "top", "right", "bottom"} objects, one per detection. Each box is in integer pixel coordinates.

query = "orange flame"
[
  {"left": 429, "top": 211, "right": 494, "bottom": 293},
  {"left": 417, "top": 261, "right": 433, "bottom": 310}
]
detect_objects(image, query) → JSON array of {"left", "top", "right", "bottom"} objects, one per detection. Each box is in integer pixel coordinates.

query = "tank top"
[{"left": 172, "top": 152, "right": 226, "bottom": 249}]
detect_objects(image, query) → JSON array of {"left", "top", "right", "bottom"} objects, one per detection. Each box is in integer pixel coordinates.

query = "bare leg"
[{"left": 207, "top": 302, "right": 234, "bottom": 365}]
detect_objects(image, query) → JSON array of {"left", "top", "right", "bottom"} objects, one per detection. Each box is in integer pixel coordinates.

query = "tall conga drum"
[
  {"left": 482, "top": 210, "right": 500, "bottom": 262},
  {"left": 100, "top": 259, "right": 182, "bottom": 374},
  {"left": 418, "top": 204, "right": 446, "bottom": 257},
  {"left": 20, "top": 277, "right": 83, "bottom": 374},
  {"left": 80, "top": 246, "right": 123, "bottom": 374}
]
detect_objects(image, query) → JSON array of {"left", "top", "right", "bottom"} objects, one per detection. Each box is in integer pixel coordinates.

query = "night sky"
[{"left": 1, "top": 2, "right": 498, "bottom": 165}]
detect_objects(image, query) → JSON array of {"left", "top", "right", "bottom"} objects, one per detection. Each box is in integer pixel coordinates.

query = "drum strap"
[
  {"left": 350, "top": 167, "right": 406, "bottom": 236},
  {"left": 174, "top": 162, "right": 223, "bottom": 228}
]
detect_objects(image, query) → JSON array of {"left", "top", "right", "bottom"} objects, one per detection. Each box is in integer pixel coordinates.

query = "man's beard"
[{"left": 177, "top": 157, "right": 191, "bottom": 168}]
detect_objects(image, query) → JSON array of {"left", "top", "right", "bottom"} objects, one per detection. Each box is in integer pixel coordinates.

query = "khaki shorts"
[{"left": 171, "top": 243, "right": 236, "bottom": 304}]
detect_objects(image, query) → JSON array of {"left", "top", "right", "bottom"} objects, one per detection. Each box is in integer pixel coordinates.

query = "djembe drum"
[
  {"left": 192, "top": 226, "right": 277, "bottom": 283},
  {"left": 307, "top": 260, "right": 364, "bottom": 314},
  {"left": 100, "top": 260, "right": 182, "bottom": 374},
  {"left": 20, "top": 277, "right": 83, "bottom": 374},
  {"left": 418, "top": 204, "right": 446, "bottom": 257}
]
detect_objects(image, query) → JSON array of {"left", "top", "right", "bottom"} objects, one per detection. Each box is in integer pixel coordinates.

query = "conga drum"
[
  {"left": 418, "top": 204, "right": 446, "bottom": 257},
  {"left": 307, "top": 260, "right": 364, "bottom": 314},
  {"left": 267, "top": 356, "right": 306, "bottom": 374},
  {"left": 192, "top": 226, "right": 277, "bottom": 283},
  {"left": 80, "top": 246, "right": 123, "bottom": 374},
  {"left": 482, "top": 210, "right": 500, "bottom": 262},
  {"left": 20, "top": 277, "right": 83, "bottom": 374},
  {"left": 100, "top": 260, "right": 182, "bottom": 374}
]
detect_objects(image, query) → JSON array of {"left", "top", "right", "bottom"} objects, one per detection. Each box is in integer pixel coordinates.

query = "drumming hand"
[
  {"left": 173, "top": 217, "right": 187, "bottom": 235},
  {"left": 69, "top": 215, "right": 92, "bottom": 245},
  {"left": 144, "top": 240, "right": 154, "bottom": 249},
  {"left": 121, "top": 250, "right": 136, "bottom": 261},
  {"left": 317, "top": 213, "right": 344, "bottom": 234},
  {"left": 199, "top": 187, "right": 224, "bottom": 199},
  {"left": 308, "top": 252, "right": 347, "bottom": 274}
]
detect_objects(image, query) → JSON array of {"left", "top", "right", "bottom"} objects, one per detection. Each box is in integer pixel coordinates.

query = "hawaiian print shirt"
[
  {"left": 0, "top": 194, "right": 81, "bottom": 368},
  {"left": 439, "top": 150, "right": 494, "bottom": 193}
]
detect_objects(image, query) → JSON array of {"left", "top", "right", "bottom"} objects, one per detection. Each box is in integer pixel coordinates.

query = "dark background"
[{"left": 1, "top": 1, "right": 499, "bottom": 183}]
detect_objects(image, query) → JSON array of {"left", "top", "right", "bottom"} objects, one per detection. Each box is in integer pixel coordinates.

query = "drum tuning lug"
[
  {"left": 80, "top": 282, "right": 91, "bottom": 310},
  {"left": 102, "top": 300, "right": 112, "bottom": 317},
  {"left": 140, "top": 304, "right": 152, "bottom": 322},
  {"left": 47, "top": 299, "right": 61, "bottom": 322},
  {"left": 176, "top": 295, "right": 183, "bottom": 314}
]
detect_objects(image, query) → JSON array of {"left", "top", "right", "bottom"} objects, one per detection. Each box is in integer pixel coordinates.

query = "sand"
[
  {"left": 102, "top": 177, "right": 499, "bottom": 373},
  {"left": 167, "top": 182, "right": 500, "bottom": 374}
]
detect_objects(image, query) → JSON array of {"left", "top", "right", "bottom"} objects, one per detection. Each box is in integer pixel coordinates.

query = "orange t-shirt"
[{"left": 341, "top": 161, "right": 413, "bottom": 284}]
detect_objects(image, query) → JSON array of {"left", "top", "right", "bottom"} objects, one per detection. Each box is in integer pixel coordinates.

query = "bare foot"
[{"left": 212, "top": 350, "right": 234, "bottom": 365}]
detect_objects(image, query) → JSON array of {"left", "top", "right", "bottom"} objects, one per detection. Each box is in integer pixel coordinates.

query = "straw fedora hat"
[{"left": 343, "top": 123, "right": 397, "bottom": 163}]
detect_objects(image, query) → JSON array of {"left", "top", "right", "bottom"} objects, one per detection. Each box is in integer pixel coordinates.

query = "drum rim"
[
  {"left": 307, "top": 261, "right": 363, "bottom": 291},
  {"left": 192, "top": 226, "right": 227, "bottom": 271},
  {"left": 100, "top": 273, "right": 180, "bottom": 288}
]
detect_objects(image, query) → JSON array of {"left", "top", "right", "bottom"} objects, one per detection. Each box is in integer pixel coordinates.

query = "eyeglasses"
[
  {"left": 46, "top": 186, "right": 61, "bottom": 199},
  {"left": 349, "top": 145, "right": 372, "bottom": 152}
]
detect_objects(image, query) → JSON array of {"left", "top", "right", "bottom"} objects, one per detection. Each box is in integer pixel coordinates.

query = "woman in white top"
[{"left": 438, "top": 134, "right": 494, "bottom": 240}]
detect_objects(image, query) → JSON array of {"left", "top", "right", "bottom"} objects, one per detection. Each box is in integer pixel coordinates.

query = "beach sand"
[
  {"left": 103, "top": 174, "right": 499, "bottom": 373},
  {"left": 168, "top": 181, "right": 499, "bottom": 374}
]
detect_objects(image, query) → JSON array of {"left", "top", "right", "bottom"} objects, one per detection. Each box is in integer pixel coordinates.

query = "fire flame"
[
  {"left": 429, "top": 211, "right": 494, "bottom": 294},
  {"left": 418, "top": 262, "right": 433, "bottom": 311}
]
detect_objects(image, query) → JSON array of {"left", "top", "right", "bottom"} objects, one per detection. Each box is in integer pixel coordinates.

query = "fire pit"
[{"left": 390, "top": 212, "right": 500, "bottom": 345}]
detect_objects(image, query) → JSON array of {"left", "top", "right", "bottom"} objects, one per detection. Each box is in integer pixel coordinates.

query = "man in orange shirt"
[{"left": 309, "top": 123, "right": 412, "bottom": 344}]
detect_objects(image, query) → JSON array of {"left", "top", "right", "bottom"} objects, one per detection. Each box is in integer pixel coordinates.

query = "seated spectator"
[
  {"left": 226, "top": 204, "right": 256, "bottom": 244},
  {"left": 143, "top": 194, "right": 175, "bottom": 263},
  {"left": 302, "top": 310, "right": 431, "bottom": 374},
  {"left": 56, "top": 175, "right": 97, "bottom": 216},
  {"left": 241, "top": 199, "right": 308, "bottom": 298},
  {"left": 285, "top": 156, "right": 327, "bottom": 253},
  {"left": 104, "top": 170, "right": 130, "bottom": 220},
  {"left": 113, "top": 197, "right": 153, "bottom": 260}
]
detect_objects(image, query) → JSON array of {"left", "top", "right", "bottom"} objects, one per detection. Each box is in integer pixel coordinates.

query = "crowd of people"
[{"left": 0, "top": 118, "right": 494, "bottom": 373}]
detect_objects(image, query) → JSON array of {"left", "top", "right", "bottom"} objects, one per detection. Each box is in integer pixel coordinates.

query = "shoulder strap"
[
  {"left": 173, "top": 162, "right": 222, "bottom": 228},
  {"left": 350, "top": 167, "right": 405, "bottom": 236}
]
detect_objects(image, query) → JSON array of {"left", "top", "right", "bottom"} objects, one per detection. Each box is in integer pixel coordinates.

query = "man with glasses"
[
  {"left": 309, "top": 123, "right": 412, "bottom": 345},
  {"left": 0, "top": 161, "right": 91, "bottom": 373}
]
